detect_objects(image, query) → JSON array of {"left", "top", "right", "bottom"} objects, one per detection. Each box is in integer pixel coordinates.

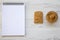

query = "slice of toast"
[{"left": 34, "top": 11, "right": 43, "bottom": 24}]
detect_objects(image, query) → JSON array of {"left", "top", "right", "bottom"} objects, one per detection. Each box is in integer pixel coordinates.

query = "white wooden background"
[{"left": 0, "top": 0, "right": 60, "bottom": 40}]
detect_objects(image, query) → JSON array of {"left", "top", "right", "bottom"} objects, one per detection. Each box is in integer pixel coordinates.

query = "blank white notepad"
[{"left": 2, "top": 3, "right": 25, "bottom": 36}]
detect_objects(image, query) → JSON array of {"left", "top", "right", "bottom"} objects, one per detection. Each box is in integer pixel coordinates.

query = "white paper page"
[{"left": 2, "top": 3, "right": 25, "bottom": 36}]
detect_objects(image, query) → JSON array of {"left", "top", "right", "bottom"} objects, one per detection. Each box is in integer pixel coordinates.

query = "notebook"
[{"left": 2, "top": 3, "right": 25, "bottom": 36}]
